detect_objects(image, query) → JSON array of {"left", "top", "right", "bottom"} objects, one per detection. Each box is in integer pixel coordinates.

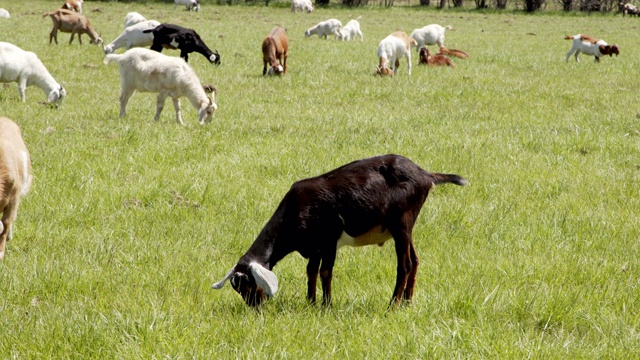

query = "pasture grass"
[{"left": 1, "top": 1, "right": 639, "bottom": 357}]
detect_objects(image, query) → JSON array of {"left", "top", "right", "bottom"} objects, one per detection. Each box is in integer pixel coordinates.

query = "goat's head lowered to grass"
[{"left": 212, "top": 154, "right": 467, "bottom": 308}]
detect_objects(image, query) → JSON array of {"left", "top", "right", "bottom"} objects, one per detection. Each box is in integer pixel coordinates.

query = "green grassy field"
[{"left": 1, "top": 1, "right": 639, "bottom": 357}]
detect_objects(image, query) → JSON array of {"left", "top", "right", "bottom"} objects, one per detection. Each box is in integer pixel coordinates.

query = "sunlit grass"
[{"left": 0, "top": 1, "right": 639, "bottom": 357}]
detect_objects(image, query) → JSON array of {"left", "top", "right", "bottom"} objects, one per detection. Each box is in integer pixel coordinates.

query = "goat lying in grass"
[
  {"left": 213, "top": 154, "right": 467, "bottom": 308},
  {"left": 419, "top": 47, "right": 455, "bottom": 67}
]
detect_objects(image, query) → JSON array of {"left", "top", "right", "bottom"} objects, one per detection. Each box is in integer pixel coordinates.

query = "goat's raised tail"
[{"left": 429, "top": 173, "right": 468, "bottom": 186}]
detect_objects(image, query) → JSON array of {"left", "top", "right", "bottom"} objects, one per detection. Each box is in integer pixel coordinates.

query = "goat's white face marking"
[
  {"left": 276, "top": 65, "right": 283, "bottom": 73},
  {"left": 337, "top": 226, "right": 392, "bottom": 249},
  {"left": 209, "top": 54, "right": 217, "bottom": 63}
]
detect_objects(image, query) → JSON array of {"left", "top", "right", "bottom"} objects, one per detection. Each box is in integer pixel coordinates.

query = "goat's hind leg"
[
  {"left": 319, "top": 249, "right": 337, "bottom": 307},
  {"left": 403, "top": 242, "right": 420, "bottom": 302},
  {"left": 119, "top": 88, "right": 134, "bottom": 118},
  {"left": 154, "top": 93, "right": 168, "bottom": 122}
]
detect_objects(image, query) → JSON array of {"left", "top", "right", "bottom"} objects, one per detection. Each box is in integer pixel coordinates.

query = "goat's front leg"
[
  {"left": 171, "top": 97, "right": 184, "bottom": 125},
  {"left": 17, "top": 78, "right": 27, "bottom": 103},
  {"left": 306, "top": 256, "right": 321, "bottom": 304},
  {"left": 319, "top": 250, "right": 337, "bottom": 307},
  {"left": 406, "top": 53, "right": 412, "bottom": 76},
  {"left": 154, "top": 93, "right": 168, "bottom": 122},
  {"left": 69, "top": 31, "right": 76, "bottom": 45}
]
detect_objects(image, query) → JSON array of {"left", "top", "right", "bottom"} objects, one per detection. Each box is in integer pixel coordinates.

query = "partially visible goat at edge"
[
  {"left": 212, "top": 154, "right": 467, "bottom": 308},
  {"left": 61, "top": 0, "right": 83, "bottom": 13},
  {"left": 0, "top": 117, "right": 33, "bottom": 260},
  {"left": 104, "top": 48, "right": 217, "bottom": 125}
]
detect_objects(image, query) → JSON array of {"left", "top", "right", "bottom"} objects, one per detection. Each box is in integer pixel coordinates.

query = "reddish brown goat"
[
  {"left": 42, "top": 9, "right": 102, "bottom": 45},
  {"left": 262, "top": 27, "right": 288, "bottom": 76},
  {"left": 437, "top": 46, "right": 469, "bottom": 59},
  {"left": 61, "top": 0, "right": 83, "bottom": 13},
  {"left": 419, "top": 47, "right": 455, "bottom": 67}
]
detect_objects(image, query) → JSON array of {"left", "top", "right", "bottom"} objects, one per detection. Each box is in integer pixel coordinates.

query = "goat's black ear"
[{"left": 231, "top": 272, "right": 248, "bottom": 290}]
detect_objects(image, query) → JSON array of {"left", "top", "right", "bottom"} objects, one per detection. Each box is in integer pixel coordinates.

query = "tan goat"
[
  {"left": 42, "top": 9, "right": 102, "bottom": 45},
  {"left": 0, "top": 117, "right": 32, "bottom": 260}
]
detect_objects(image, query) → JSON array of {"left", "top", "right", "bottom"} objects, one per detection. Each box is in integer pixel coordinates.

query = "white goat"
[
  {"left": 409, "top": 24, "right": 452, "bottom": 52},
  {"left": 104, "top": 20, "right": 161, "bottom": 55},
  {"left": 375, "top": 32, "right": 415, "bottom": 76},
  {"left": 104, "top": 48, "right": 217, "bottom": 125},
  {"left": 0, "top": 42, "right": 66, "bottom": 104},
  {"left": 337, "top": 17, "right": 363, "bottom": 41},
  {"left": 304, "top": 19, "right": 342, "bottom": 39},
  {"left": 291, "top": 0, "right": 314, "bottom": 13},
  {"left": 0, "top": 9, "right": 10, "bottom": 19},
  {"left": 124, "top": 12, "right": 146, "bottom": 28},
  {"left": 174, "top": 0, "right": 200, "bottom": 11},
  {"left": 0, "top": 117, "right": 33, "bottom": 260}
]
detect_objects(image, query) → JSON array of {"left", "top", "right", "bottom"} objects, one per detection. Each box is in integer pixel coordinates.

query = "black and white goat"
[
  {"left": 212, "top": 154, "right": 467, "bottom": 308},
  {"left": 143, "top": 23, "right": 220, "bottom": 65}
]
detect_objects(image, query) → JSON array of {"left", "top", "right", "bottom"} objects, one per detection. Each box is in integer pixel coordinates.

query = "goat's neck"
[
  {"left": 30, "top": 70, "right": 60, "bottom": 99},
  {"left": 241, "top": 202, "right": 291, "bottom": 270},
  {"left": 183, "top": 83, "right": 209, "bottom": 111},
  {"left": 378, "top": 56, "right": 388, "bottom": 69},
  {"left": 268, "top": 45, "right": 279, "bottom": 68}
]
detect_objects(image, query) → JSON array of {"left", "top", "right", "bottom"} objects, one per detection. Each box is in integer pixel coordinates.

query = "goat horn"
[{"left": 212, "top": 268, "right": 235, "bottom": 289}]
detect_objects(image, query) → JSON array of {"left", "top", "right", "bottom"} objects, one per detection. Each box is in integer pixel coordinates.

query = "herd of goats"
[{"left": 0, "top": 0, "right": 622, "bottom": 308}]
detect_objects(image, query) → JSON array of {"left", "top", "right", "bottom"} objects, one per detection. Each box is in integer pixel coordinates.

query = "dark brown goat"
[
  {"left": 262, "top": 27, "right": 288, "bottom": 76},
  {"left": 419, "top": 47, "right": 455, "bottom": 67},
  {"left": 212, "top": 154, "right": 467, "bottom": 308}
]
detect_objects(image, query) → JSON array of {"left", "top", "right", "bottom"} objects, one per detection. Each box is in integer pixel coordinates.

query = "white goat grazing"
[
  {"left": 0, "top": 117, "right": 32, "bottom": 260},
  {"left": 104, "top": 48, "right": 217, "bottom": 125},
  {"left": 409, "top": 24, "right": 452, "bottom": 52},
  {"left": 304, "top": 19, "right": 342, "bottom": 39},
  {"left": 337, "top": 17, "right": 363, "bottom": 41},
  {"left": 0, "top": 42, "right": 66, "bottom": 104},
  {"left": 375, "top": 32, "right": 415, "bottom": 76},
  {"left": 291, "top": 0, "right": 314, "bottom": 13},
  {"left": 124, "top": 12, "right": 146, "bottom": 28},
  {"left": 0, "top": 8, "right": 10, "bottom": 19},
  {"left": 104, "top": 20, "right": 161, "bottom": 54},
  {"left": 174, "top": 0, "right": 200, "bottom": 11}
]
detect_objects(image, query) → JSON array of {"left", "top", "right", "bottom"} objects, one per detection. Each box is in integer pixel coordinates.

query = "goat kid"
[
  {"left": 0, "top": 117, "right": 33, "bottom": 260},
  {"left": 304, "top": 19, "right": 342, "bottom": 39},
  {"left": 43, "top": 9, "right": 102, "bottom": 45},
  {"left": 213, "top": 154, "right": 466, "bottom": 307},
  {"left": 410, "top": 24, "right": 452, "bottom": 52},
  {"left": 564, "top": 34, "right": 619, "bottom": 62},
  {"left": 0, "top": 42, "right": 66, "bottom": 105},
  {"left": 104, "top": 48, "right": 217, "bottom": 125},
  {"left": 61, "top": 0, "right": 83, "bottom": 13},
  {"left": 143, "top": 23, "right": 220, "bottom": 65},
  {"left": 375, "top": 32, "right": 415, "bottom": 76},
  {"left": 262, "top": 27, "right": 288, "bottom": 76},
  {"left": 175, "top": 0, "right": 201, "bottom": 12},
  {"left": 337, "top": 17, "right": 363, "bottom": 41},
  {"left": 419, "top": 47, "right": 455, "bottom": 67}
]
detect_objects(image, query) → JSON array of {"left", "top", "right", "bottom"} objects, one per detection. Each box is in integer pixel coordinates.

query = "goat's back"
[
  {"left": 263, "top": 27, "right": 288, "bottom": 54},
  {"left": 104, "top": 48, "right": 199, "bottom": 93}
]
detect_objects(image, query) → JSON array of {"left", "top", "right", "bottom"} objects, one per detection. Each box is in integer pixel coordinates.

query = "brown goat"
[
  {"left": 61, "top": 0, "right": 83, "bottom": 13},
  {"left": 0, "top": 117, "right": 32, "bottom": 260},
  {"left": 437, "top": 46, "right": 469, "bottom": 59},
  {"left": 42, "top": 9, "right": 102, "bottom": 45},
  {"left": 419, "top": 47, "right": 455, "bottom": 67},
  {"left": 262, "top": 27, "right": 288, "bottom": 76}
]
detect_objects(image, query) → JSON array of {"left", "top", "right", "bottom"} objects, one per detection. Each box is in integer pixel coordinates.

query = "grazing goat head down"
[
  {"left": 213, "top": 154, "right": 467, "bottom": 307},
  {"left": 144, "top": 23, "right": 220, "bottom": 65},
  {"left": 564, "top": 34, "right": 619, "bottom": 63},
  {"left": 262, "top": 27, "right": 288, "bottom": 76}
]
